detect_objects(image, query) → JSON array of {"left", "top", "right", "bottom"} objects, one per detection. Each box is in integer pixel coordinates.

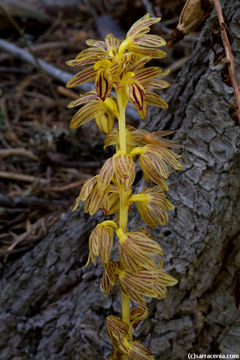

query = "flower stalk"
[{"left": 66, "top": 13, "right": 183, "bottom": 360}]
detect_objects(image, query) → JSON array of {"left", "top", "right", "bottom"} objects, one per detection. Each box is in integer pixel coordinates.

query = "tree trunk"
[{"left": 1, "top": 1, "right": 240, "bottom": 359}]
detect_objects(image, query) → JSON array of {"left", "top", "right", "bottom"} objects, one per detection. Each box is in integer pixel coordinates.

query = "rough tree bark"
[{"left": 1, "top": 1, "right": 240, "bottom": 359}]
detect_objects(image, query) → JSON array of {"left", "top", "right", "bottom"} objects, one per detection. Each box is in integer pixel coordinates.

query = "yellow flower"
[
  {"left": 118, "top": 268, "right": 178, "bottom": 305},
  {"left": 113, "top": 151, "right": 136, "bottom": 191},
  {"left": 131, "top": 186, "right": 174, "bottom": 227},
  {"left": 106, "top": 315, "right": 154, "bottom": 360},
  {"left": 117, "top": 229, "right": 163, "bottom": 273},
  {"left": 104, "top": 125, "right": 181, "bottom": 153},
  {"left": 101, "top": 261, "right": 119, "bottom": 295},
  {"left": 102, "top": 185, "right": 120, "bottom": 215},
  {"left": 67, "top": 91, "right": 118, "bottom": 133},
  {"left": 130, "top": 143, "right": 184, "bottom": 189},
  {"left": 129, "top": 305, "right": 148, "bottom": 329},
  {"left": 87, "top": 221, "right": 117, "bottom": 266},
  {"left": 73, "top": 175, "right": 110, "bottom": 215},
  {"left": 119, "top": 13, "right": 167, "bottom": 58}
]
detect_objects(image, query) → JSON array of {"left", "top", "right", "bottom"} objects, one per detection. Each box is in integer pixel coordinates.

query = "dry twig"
[
  {"left": 0, "top": 39, "right": 91, "bottom": 90},
  {"left": 0, "top": 148, "right": 38, "bottom": 161},
  {"left": 0, "top": 5, "right": 60, "bottom": 101},
  {"left": 0, "top": 170, "right": 48, "bottom": 184},
  {"left": 213, "top": 0, "right": 240, "bottom": 124}
]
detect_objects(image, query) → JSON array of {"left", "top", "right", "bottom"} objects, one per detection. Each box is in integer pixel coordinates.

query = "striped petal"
[
  {"left": 130, "top": 56, "right": 152, "bottom": 72},
  {"left": 66, "top": 66, "right": 97, "bottom": 88},
  {"left": 104, "top": 128, "right": 119, "bottom": 149},
  {"left": 155, "top": 147, "right": 184, "bottom": 170},
  {"left": 136, "top": 187, "right": 174, "bottom": 227},
  {"left": 127, "top": 13, "right": 160, "bottom": 39},
  {"left": 67, "top": 92, "right": 98, "bottom": 108},
  {"left": 102, "top": 187, "right": 120, "bottom": 215},
  {"left": 126, "top": 79, "right": 145, "bottom": 111},
  {"left": 72, "top": 175, "right": 98, "bottom": 211},
  {"left": 134, "top": 34, "right": 166, "bottom": 47},
  {"left": 105, "top": 33, "right": 120, "bottom": 51},
  {"left": 140, "top": 150, "right": 170, "bottom": 179},
  {"left": 98, "top": 225, "right": 114, "bottom": 264},
  {"left": 126, "top": 231, "right": 163, "bottom": 255},
  {"left": 145, "top": 79, "right": 170, "bottom": 90},
  {"left": 98, "top": 157, "right": 114, "bottom": 190},
  {"left": 101, "top": 261, "right": 119, "bottom": 295},
  {"left": 120, "top": 270, "right": 157, "bottom": 301},
  {"left": 95, "top": 68, "right": 113, "bottom": 101},
  {"left": 135, "top": 67, "right": 165, "bottom": 84},
  {"left": 113, "top": 151, "right": 135, "bottom": 191},
  {"left": 76, "top": 48, "right": 106, "bottom": 59},
  {"left": 85, "top": 39, "right": 107, "bottom": 50},
  {"left": 120, "top": 52, "right": 135, "bottom": 73},
  {"left": 118, "top": 230, "right": 162, "bottom": 272},
  {"left": 85, "top": 184, "right": 110, "bottom": 215},
  {"left": 89, "top": 226, "right": 100, "bottom": 265},
  {"left": 129, "top": 305, "right": 148, "bottom": 329},
  {"left": 119, "top": 272, "right": 145, "bottom": 305},
  {"left": 138, "top": 152, "right": 168, "bottom": 189},
  {"left": 70, "top": 100, "right": 100, "bottom": 129},
  {"left": 129, "top": 341, "right": 154, "bottom": 360},
  {"left": 106, "top": 315, "right": 129, "bottom": 353},
  {"left": 66, "top": 51, "right": 107, "bottom": 67},
  {"left": 129, "top": 44, "right": 167, "bottom": 59},
  {"left": 145, "top": 91, "right": 168, "bottom": 109},
  {"left": 95, "top": 110, "right": 114, "bottom": 134}
]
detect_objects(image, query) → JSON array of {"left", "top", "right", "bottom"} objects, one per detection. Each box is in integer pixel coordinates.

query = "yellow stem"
[{"left": 116, "top": 89, "right": 132, "bottom": 359}]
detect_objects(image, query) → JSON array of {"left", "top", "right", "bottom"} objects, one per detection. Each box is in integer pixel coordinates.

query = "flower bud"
[{"left": 113, "top": 151, "right": 135, "bottom": 190}]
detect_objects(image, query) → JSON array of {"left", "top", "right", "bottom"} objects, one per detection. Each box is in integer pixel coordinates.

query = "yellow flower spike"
[
  {"left": 66, "top": 13, "right": 183, "bottom": 360},
  {"left": 135, "top": 186, "right": 174, "bottom": 227},
  {"left": 129, "top": 305, "right": 148, "bottom": 329},
  {"left": 113, "top": 151, "right": 135, "bottom": 191}
]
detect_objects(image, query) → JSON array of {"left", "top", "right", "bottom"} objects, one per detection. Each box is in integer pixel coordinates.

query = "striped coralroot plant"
[{"left": 66, "top": 14, "right": 183, "bottom": 360}]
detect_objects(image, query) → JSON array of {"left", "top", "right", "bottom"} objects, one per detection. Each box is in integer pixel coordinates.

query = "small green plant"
[{"left": 66, "top": 13, "right": 183, "bottom": 360}]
